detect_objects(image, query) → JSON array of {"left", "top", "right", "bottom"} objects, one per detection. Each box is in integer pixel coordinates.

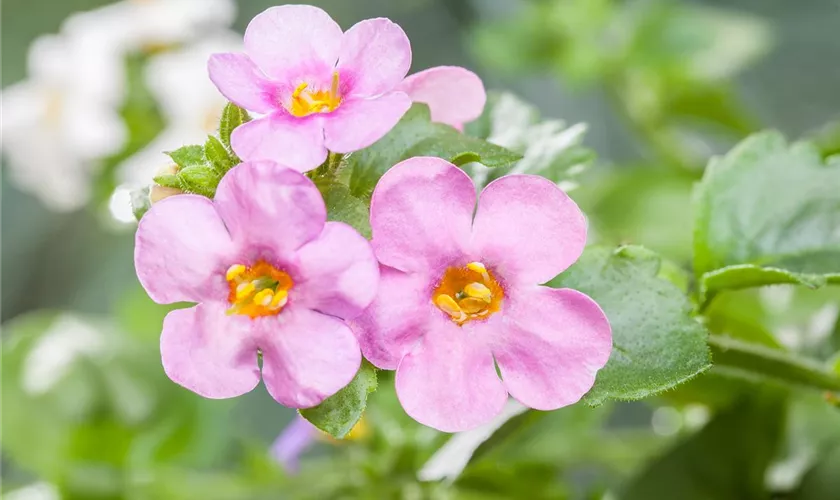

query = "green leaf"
[
  {"left": 465, "top": 92, "right": 594, "bottom": 189},
  {"left": 205, "top": 135, "right": 234, "bottom": 174},
  {"left": 317, "top": 181, "right": 371, "bottom": 239},
  {"left": 153, "top": 174, "right": 182, "bottom": 189},
  {"left": 623, "top": 392, "right": 787, "bottom": 500},
  {"left": 299, "top": 361, "right": 377, "bottom": 439},
  {"left": 166, "top": 145, "right": 206, "bottom": 169},
  {"left": 693, "top": 132, "right": 840, "bottom": 303},
  {"left": 219, "top": 102, "right": 250, "bottom": 150},
  {"left": 347, "top": 104, "right": 521, "bottom": 197},
  {"left": 177, "top": 165, "right": 219, "bottom": 198},
  {"left": 130, "top": 186, "right": 152, "bottom": 221},
  {"left": 549, "top": 245, "right": 711, "bottom": 405}
]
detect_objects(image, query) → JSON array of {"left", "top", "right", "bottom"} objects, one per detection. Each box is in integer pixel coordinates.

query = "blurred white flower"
[
  {"left": 118, "top": 32, "right": 243, "bottom": 186},
  {"left": 1, "top": 35, "right": 127, "bottom": 211},
  {"left": 2, "top": 0, "right": 236, "bottom": 212},
  {"left": 22, "top": 314, "right": 106, "bottom": 395},
  {"left": 61, "top": 0, "right": 236, "bottom": 54}
]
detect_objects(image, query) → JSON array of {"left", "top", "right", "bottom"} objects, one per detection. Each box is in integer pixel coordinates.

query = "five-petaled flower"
[
  {"left": 351, "top": 157, "right": 612, "bottom": 432},
  {"left": 208, "top": 4, "right": 414, "bottom": 172},
  {"left": 134, "top": 160, "right": 379, "bottom": 407}
]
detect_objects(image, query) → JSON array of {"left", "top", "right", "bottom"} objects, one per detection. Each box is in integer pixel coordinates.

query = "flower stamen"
[
  {"left": 433, "top": 262, "right": 503, "bottom": 325},
  {"left": 289, "top": 72, "right": 342, "bottom": 117},
  {"left": 226, "top": 260, "right": 293, "bottom": 318}
]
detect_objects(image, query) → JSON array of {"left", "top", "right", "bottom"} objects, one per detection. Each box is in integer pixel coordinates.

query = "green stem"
[{"left": 708, "top": 334, "right": 840, "bottom": 393}]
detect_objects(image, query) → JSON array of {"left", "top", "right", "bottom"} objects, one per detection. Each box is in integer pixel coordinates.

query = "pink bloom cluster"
[
  {"left": 208, "top": 5, "right": 484, "bottom": 172},
  {"left": 136, "top": 5, "right": 612, "bottom": 433}
]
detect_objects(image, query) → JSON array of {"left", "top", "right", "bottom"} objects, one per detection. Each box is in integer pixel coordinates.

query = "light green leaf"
[
  {"left": 219, "top": 102, "right": 250, "bottom": 150},
  {"left": 130, "top": 186, "right": 152, "bottom": 221},
  {"left": 623, "top": 392, "right": 787, "bottom": 500},
  {"left": 153, "top": 173, "right": 182, "bottom": 189},
  {"left": 177, "top": 165, "right": 219, "bottom": 198},
  {"left": 465, "top": 91, "right": 594, "bottom": 189},
  {"left": 204, "top": 135, "right": 234, "bottom": 174},
  {"left": 550, "top": 246, "right": 711, "bottom": 405},
  {"left": 299, "top": 361, "right": 377, "bottom": 439},
  {"left": 347, "top": 104, "right": 521, "bottom": 197},
  {"left": 693, "top": 131, "right": 840, "bottom": 303},
  {"left": 317, "top": 181, "right": 371, "bottom": 239},
  {"left": 166, "top": 145, "right": 206, "bottom": 169}
]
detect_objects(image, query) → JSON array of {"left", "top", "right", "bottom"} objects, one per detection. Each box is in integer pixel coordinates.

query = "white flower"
[
  {"left": 1, "top": 35, "right": 127, "bottom": 211},
  {"left": 118, "top": 32, "right": 243, "bottom": 187},
  {"left": 61, "top": 0, "right": 236, "bottom": 54}
]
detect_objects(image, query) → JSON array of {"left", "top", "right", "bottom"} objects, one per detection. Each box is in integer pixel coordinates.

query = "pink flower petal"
[
  {"left": 161, "top": 303, "right": 261, "bottom": 398},
  {"left": 294, "top": 222, "right": 380, "bottom": 320},
  {"left": 323, "top": 92, "right": 411, "bottom": 153},
  {"left": 230, "top": 114, "right": 328, "bottom": 172},
  {"left": 213, "top": 161, "right": 326, "bottom": 255},
  {"left": 135, "top": 195, "right": 234, "bottom": 304},
  {"left": 472, "top": 175, "right": 587, "bottom": 285},
  {"left": 260, "top": 308, "right": 361, "bottom": 408},
  {"left": 208, "top": 52, "right": 278, "bottom": 114},
  {"left": 337, "top": 18, "right": 411, "bottom": 97},
  {"left": 244, "top": 5, "right": 342, "bottom": 80},
  {"left": 395, "top": 318, "right": 508, "bottom": 432},
  {"left": 399, "top": 66, "right": 486, "bottom": 129},
  {"left": 370, "top": 157, "right": 475, "bottom": 274},
  {"left": 492, "top": 287, "right": 612, "bottom": 410},
  {"left": 350, "top": 266, "right": 431, "bottom": 370}
]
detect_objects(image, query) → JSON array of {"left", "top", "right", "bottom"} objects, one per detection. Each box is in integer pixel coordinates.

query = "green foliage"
[
  {"left": 622, "top": 392, "right": 787, "bottom": 500},
  {"left": 93, "top": 53, "right": 165, "bottom": 205},
  {"left": 300, "top": 361, "right": 377, "bottom": 439},
  {"left": 464, "top": 91, "right": 594, "bottom": 189},
  {"left": 1, "top": 312, "right": 232, "bottom": 497},
  {"left": 166, "top": 145, "right": 206, "bottom": 169},
  {"left": 347, "top": 104, "right": 521, "bottom": 197},
  {"left": 218, "top": 102, "right": 251, "bottom": 151},
  {"left": 130, "top": 186, "right": 152, "bottom": 221},
  {"left": 694, "top": 132, "right": 840, "bottom": 303},
  {"left": 316, "top": 181, "right": 372, "bottom": 238},
  {"left": 550, "top": 245, "right": 711, "bottom": 405}
]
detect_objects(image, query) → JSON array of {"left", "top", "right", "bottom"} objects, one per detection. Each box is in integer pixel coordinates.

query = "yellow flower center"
[
  {"left": 288, "top": 71, "right": 342, "bottom": 117},
  {"left": 226, "top": 260, "right": 294, "bottom": 318},
  {"left": 432, "top": 262, "right": 504, "bottom": 325}
]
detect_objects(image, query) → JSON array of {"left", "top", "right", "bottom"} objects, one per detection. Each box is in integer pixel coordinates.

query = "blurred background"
[{"left": 3, "top": 0, "right": 840, "bottom": 498}]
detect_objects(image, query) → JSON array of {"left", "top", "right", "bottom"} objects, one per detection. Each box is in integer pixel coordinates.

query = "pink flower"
[
  {"left": 351, "top": 157, "right": 612, "bottom": 432},
  {"left": 208, "top": 5, "right": 413, "bottom": 172},
  {"left": 134, "top": 160, "right": 379, "bottom": 407},
  {"left": 398, "top": 66, "right": 486, "bottom": 130}
]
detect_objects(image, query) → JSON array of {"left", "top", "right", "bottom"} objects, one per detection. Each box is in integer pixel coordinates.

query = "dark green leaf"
[
  {"left": 130, "top": 185, "right": 152, "bottom": 221},
  {"left": 347, "top": 104, "right": 521, "bottom": 197},
  {"left": 792, "top": 443, "right": 840, "bottom": 499},
  {"left": 623, "top": 392, "right": 787, "bottom": 500},
  {"left": 299, "top": 361, "right": 377, "bottom": 439},
  {"left": 219, "top": 102, "right": 250, "bottom": 150},
  {"left": 550, "top": 246, "right": 711, "bottom": 405},
  {"left": 205, "top": 135, "right": 234, "bottom": 174},
  {"left": 166, "top": 145, "right": 206, "bottom": 169},
  {"left": 317, "top": 181, "right": 371, "bottom": 238},
  {"left": 694, "top": 132, "right": 840, "bottom": 302}
]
